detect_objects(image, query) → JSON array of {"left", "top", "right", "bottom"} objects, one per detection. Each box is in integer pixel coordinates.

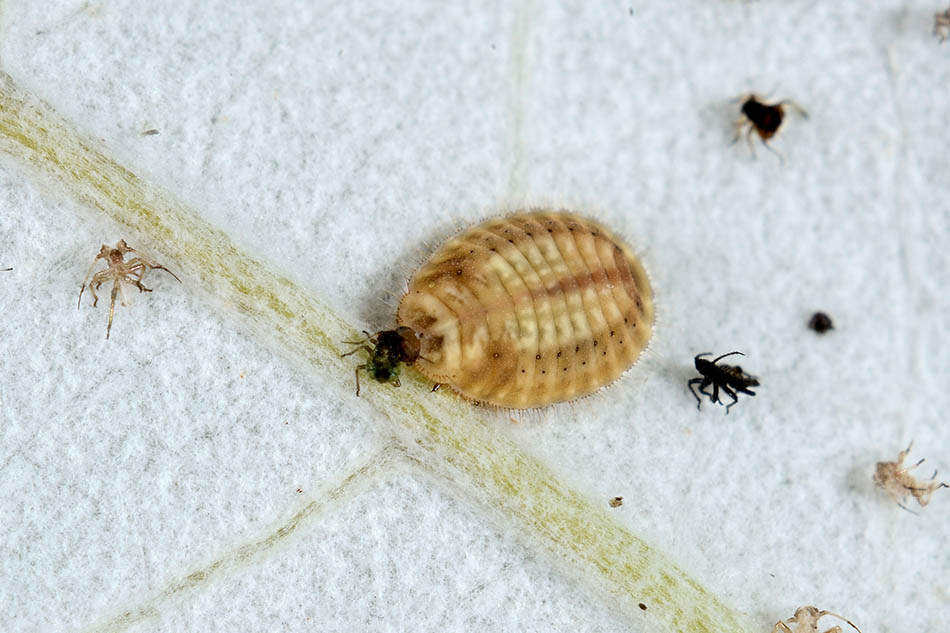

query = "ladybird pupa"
[{"left": 388, "top": 209, "right": 654, "bottom": 408}]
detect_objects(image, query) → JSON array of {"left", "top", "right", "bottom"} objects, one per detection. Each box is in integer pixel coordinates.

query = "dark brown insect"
[
  {"left": 732, "top": 94, "right": 807, "bottom": 162},
  {"left": 688, "top": 351, "right": 759, "bottom": 414},
  {"left": 341, "top": 327, "right": 421, "bottom": 396},
  {"left": 808, "top": 312, "right": 834, "bottom": 334},
  {"left": 608, "top": 496, "right": 623, "bottom": 508}
]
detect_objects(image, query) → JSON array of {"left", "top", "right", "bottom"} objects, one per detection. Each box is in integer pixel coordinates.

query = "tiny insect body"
[
  {"left": 732, "top": 93, "right": 807, "bottom": 162},
  {"left": 873, "top": 441, "right": 948, "bottom": 510},
  {"left": 808, "top": 311, "right": 834, "bottom": 334},
  {"left": 344, "top": 210, "right": 655, "bottom": 408},
  {"left": 772, "top": 606, "right": 861, "bottom": 633},
  {"left": 78, "top": 239, "right": 181, "bottom": 339},
  {"left": 687, "top": 351, "right": 759, "bottom": 413},
  {"left": 936, "top": 7, "right": 950, "bottom": 42}
]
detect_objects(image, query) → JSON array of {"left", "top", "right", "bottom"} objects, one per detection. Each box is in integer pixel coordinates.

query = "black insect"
[
  {"left": 808, "top": 311, "right": 834, "bottom": 334},
  {"left": 688, "top": 351, "right": 759, "bottom": 414},
  {"left": 732, "top": 94, "right": 807, "bottom": 163}
]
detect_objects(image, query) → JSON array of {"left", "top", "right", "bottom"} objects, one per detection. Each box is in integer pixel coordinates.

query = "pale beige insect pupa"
[{"left": 347, "top": 209, "right": 654, "bottom": 408}]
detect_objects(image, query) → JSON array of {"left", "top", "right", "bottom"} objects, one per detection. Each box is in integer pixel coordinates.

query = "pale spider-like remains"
[
  {"left": 771, "top": 606, "right": 861, "bottom": 633},
  {"left": 78, "top": 239, "right": 181, "bottom": 339},
  {"left": 873, "top": 441, "right": 948, "bottom": 511}
]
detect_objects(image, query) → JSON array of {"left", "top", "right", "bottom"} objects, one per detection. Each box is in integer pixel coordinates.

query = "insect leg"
[
  {"left": 341, "top": 345, "right": 374, "bottom": 359},
  {"left": 722, "top": 384, "right": 739, "bottom": 414},
  {"left": 107, "top": 280, "right": 119, "bottom": 339},
  {"left": 353, "top": 364, "right": 367, "bottom": 397},
  {"left": 687, "top": 378, "right": 705, "bottom": 409}
]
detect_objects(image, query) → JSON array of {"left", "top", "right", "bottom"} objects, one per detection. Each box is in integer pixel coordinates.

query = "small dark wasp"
[
  {"left": 732, "top": 94, "right": 807, "bottom": 163},
  {"left": 341, "top": 326, "right": 421, "bottom": 396},
  {"left": 688, "top": 351, "right": 759, "bottom": 414}
]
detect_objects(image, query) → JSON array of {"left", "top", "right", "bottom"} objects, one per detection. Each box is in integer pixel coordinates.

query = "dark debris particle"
[{"left": 808, "top": 311, "right": 834, "bottom": 334}]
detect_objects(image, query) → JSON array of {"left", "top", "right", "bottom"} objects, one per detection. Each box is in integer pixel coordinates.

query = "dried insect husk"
[{"left": 397, "top": 210, "right": 653, "bottom": 408}]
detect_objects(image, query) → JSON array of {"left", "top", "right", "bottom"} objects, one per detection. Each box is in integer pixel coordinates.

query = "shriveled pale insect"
[
  {"left": 344, "top": 210, "right": 655, "bottom": 408},
  {"left": 874, "top": 441, "right": 948, "bottom": 510},
  {"left": 771, "top": 606, "right": 861, "bottom": 633},
  {"left": 936, "top": 7, "right": 950, "bottom": 42},
  {"left": 732, "top": 93, "right": 807, "bottom": 163},
  {"left": 608, "top": 496, "right": 623, "bottom": 508},
  {"left": 78, "top": 239, "right": 181, "bottom": 339}
]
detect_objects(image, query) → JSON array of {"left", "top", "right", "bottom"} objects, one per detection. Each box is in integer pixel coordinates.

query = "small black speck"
[
  {"left": 575, "top": 346, "right": 580, "bottom": 353},
  {"left": 541, "top": 370, "right": 546, "bottom": 374},
  {"left": 603, "top": 351, "right": 607, "bottom": 356},
  {"left": 456, "top": 269, "right": 463, "bottom": 275},
  {"left": 808, "top": 311, "right": 834, "bottom": 334},
  {"left": 521, "top": 369, "right": 525, "bottom": 373},
  {"left": 582, "top": 361, "right": 587, "bottom": 365},
  {"left": 556, "top": 351, "right": 562, "bottom": 358},
  {"left": 593, "top": 340, "right": 598, "bottom": 347},
  {"left": 493, "top": 352, "right": 499, "bottom": 358},
  {"left": 638, "top": 603, "right": 647, "bottom": 611},
  {"left": 624, "top": 317, "right": 629, "bottom": 324},
  {"left": 563, "top": 367, "right": 567, "bottom": 372},
  {"left": 610, "top": 330, "right": 615, "bottom": 337},
  {"left": 535, "top": 354, "right": 541, "bottom": 360}
]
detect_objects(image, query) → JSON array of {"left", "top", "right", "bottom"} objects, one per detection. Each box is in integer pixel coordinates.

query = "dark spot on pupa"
[
  {"left": 493, "top": 352, "right": 499, "bottom": 358},
  {"left": 456, "top": 269, "right": 463, "bottom": 275},
  {"left": 610, "top": 330, "right": 615, "bottom": 337},
  {"left": 556, "top": 350, "right": 562, "bottom": 358},
  {"left": 535, "top": 354, "right": 541, "bottom": 360},
  {"left": 575, "top": 346, "right": 580, "bottom": 353},
  {"left": 593, "top": 340, "right": 598, "bottom": 347},
  {"left": 563, "top": 367, "right": 567, "bottom": 372}
]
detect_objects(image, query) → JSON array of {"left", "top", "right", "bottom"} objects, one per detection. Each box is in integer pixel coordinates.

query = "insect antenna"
[
  {"left": 817, "top": 611, "right": 862, "bottom": 633},
  {"left": 711, "top": 351, "right": 744, "bottom": 364}
]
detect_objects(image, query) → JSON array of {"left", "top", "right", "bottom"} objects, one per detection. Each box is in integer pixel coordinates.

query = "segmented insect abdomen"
[{"left": 397, "top": 211, "right": 654, "bottom": 408}]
